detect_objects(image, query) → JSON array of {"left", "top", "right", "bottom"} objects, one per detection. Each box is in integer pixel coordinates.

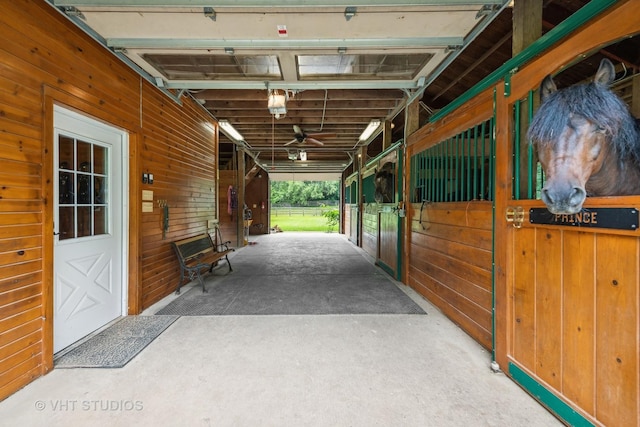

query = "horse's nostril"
[
  {"left": 541, "top": 188, "right": 554, "bottom": 204},
  {"left": 569, "top": 187, "right": 586, "bottom": 205}
]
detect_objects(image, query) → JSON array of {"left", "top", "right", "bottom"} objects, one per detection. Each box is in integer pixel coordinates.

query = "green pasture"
[{"left": 270, "top": 208, "right": 338, "bottom": 232}]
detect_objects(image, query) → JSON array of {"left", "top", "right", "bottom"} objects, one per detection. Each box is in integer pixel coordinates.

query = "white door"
[{"left": 53, "top": 106, "right": 128, "bottom": 353}]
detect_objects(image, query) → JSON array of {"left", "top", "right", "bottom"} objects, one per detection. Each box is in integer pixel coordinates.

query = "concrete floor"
[{"left": 0, "top": 232, "right": 562, "bottom": 427}]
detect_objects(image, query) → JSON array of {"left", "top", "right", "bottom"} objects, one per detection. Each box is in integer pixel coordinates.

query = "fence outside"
[{"left": 271, "top": 206, "right": 337, "bottom": 216}]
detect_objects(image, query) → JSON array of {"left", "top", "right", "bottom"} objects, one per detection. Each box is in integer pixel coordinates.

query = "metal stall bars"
[{"left": 410, "top": 117, "right": 496, "bottom": 204}]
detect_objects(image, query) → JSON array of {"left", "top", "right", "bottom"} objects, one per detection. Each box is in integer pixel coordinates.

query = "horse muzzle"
[{"left": 541, "top": 184, "right": 587, "bottom": 214}]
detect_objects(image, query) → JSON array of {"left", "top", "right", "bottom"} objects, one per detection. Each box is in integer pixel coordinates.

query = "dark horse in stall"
[
  {"left": 374, "top": 162, "right": 395, "bottom": 203},
  {"left": 528, "top": 58, "right": 640, "bottom": 214}
]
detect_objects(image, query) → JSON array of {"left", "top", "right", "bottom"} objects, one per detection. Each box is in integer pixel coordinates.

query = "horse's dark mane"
[{"left": 528, "top": 81, "right": 640, "bottom": 163}]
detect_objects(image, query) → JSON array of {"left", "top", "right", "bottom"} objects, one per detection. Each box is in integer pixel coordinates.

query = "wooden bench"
[{"left": 171, "top": 231, "right": 234, "bottom": 294}]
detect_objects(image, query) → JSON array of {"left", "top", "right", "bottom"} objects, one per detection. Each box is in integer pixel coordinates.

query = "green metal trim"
[
  {"left": 466, "top": 128, "right": 471, "bottom": 200},
  {"left": 377, "top": 260, "right": 395, "bottom": 278},
  {"left": 480, "top": 120, "right": 486, "bottom": 199},
  {"left": 509, "top": 363, "right": 595, "bottom": 427},
  {"left": 446, "top": 138, "right": 452, "bottom": 202},
  {"left": 503, "top": 71, "right": 512, "bottom": 97},
  {"left": 430, "top": 0, "right": 619, "bottom": 123},
  {"left": 397, "top": 147, "right": 404, "bottom": 203},
  {"left": 455, "top": 134, "right": 460, "bottom": 201},
  {"left": 396, "top": 147, "right": 404, "bottom": 280},
  {"left": 439, "top": 141, "right": 445, "bottom": 201},
  {"left": 365, "top": 140, "right": 403, "bottom": 168},
  {"left": 527, "top": 90, "right": 535, "bottom": 199}
]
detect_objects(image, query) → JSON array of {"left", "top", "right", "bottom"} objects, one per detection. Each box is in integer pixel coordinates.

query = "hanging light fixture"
[
  {"left": 268, "top": 89, "right": 287, "bottom": 119},
  {"left": 299, "top": 150, "right": 307, "bottom": 161}
]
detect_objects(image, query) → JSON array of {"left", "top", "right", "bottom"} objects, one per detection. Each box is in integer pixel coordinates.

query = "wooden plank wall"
[
  {"left": 408, "top": 202, "right": 493, "bottom": 349},
  {"left": 0, "top": 0, "right": 219, "bottom": 400},
  {"left": 138, "top": 86, "right": 218, "bottom": 309}
]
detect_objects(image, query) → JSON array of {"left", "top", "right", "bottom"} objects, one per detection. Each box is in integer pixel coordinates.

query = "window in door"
[{"left": 58, "top": 135, "right": 109, "bottom": 240}]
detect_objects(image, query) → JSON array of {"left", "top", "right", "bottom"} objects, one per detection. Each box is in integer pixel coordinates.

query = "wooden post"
[
  {"left": 512, "top": 0, "right": 542, "bottom": 55},
  {"left": 401, "top": 97, "right": 420, "bottom": 284},
  {"left": 513, "top": 0, "right": 542, "bottom": 199},
  {"left": 405, "top": 98, "right": 420, "bottom": 137},
  {"left": 382, "top": 119, "right": 393, "bottom": 152},
  {"left": 493, "top": 81, "right": 512, "bottom": 372}
]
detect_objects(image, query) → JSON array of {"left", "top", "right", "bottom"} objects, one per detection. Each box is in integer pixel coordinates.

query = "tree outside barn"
[{"left": 270, "top": 181, "right": 340, "bottom": 231}]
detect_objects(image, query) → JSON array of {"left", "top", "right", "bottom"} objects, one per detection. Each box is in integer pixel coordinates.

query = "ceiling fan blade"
[
  {"left": 306, "top": 137, "right": 325, "bottom": 146},
  {"left": 283, "top": 139, "right": 298, "bottom": 146},
  {"left": 293, "top": 125, "right": 303, "bottom": 135},
  {"left": 306, "top": 132, "right": 336, "bottom": 139}
]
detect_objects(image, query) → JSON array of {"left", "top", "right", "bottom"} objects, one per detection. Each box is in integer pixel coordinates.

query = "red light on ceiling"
[{"left": 277, "top": 25, "right": 288, "bottom": 37}]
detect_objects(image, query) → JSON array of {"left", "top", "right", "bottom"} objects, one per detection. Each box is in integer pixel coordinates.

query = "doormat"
[{"left": 55, "top": 315, "right": 179, "bottom": 368}]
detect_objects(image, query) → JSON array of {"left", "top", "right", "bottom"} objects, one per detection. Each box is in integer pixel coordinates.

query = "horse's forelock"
[
  {"left": 527, "top": 89, "right": 568, "bottom": 146},
  {"left": 528, "top": 82, "right": 639, "bottom": 160}
]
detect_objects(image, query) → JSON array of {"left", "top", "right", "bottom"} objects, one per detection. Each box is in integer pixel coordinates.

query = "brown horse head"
[
  {"left": 374, "top": 162, "right": 395, "bottom": 203},
  {"left": 529, "top": 59, "right": 640, "bottom": 214}
]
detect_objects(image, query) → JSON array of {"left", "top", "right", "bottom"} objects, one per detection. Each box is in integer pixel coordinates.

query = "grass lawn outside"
[{"left": 270, "top": 213, "right": 337, "bottom": 232}]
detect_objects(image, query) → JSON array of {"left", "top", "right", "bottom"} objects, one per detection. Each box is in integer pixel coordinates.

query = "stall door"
[
  {"left": 349, "top": 205, "right": 358, "bottom": 245},
  {"left": 506, "top": 200, "right": 639, "bottom": 426},
  {"left": 53, "top": 106, "right": 127, "bottom": 353},
  {"left": 377, "top": 210, "right": 398, "bottom": 278}
]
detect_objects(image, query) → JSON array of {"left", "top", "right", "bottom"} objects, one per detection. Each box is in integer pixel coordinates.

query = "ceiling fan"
[{"left": 284, "top": 125, "right": 336, "bottom": 146}]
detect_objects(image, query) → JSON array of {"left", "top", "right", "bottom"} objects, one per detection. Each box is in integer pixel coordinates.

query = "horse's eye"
[{"left": 594, "top": 125, "right": 606, "bottom": 134}]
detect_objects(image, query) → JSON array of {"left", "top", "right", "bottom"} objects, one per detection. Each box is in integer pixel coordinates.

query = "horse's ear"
[
  {"left": 594, "top": 58, "right": 615, "bottom": 86},
  {"left": 540, "top": 75, "right": 557, "bottom": 101}
]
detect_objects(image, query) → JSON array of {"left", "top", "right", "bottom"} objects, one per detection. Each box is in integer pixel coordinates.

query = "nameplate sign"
[{"left": 529, "top": 208, "right": 639, "bottom": 231}]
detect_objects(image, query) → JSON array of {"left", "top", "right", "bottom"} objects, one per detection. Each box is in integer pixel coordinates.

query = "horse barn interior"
[{"left": 0, "top": 0, "right": 639, "bottom": 425}]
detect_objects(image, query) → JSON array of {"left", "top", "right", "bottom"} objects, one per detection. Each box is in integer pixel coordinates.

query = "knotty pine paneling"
[{"left": 0, "top": 0, "right": 220, "bottom": 400}]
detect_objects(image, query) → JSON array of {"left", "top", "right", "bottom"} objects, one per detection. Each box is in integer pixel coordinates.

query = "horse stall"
[
  {"left": 350, "top": 143, "right": 403, "bottom": 280},
  {"left": 371, "top": 144, "right": 403, "bottom": 280},
  {"left": 343, "top": 173, "right": 358, "bottom": 245},
  {"left": 407, "top": 112, "right": 495, "bottom": 350},
  {"left": 406, "top": 1, "right": 639, "bottom": 425}
]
